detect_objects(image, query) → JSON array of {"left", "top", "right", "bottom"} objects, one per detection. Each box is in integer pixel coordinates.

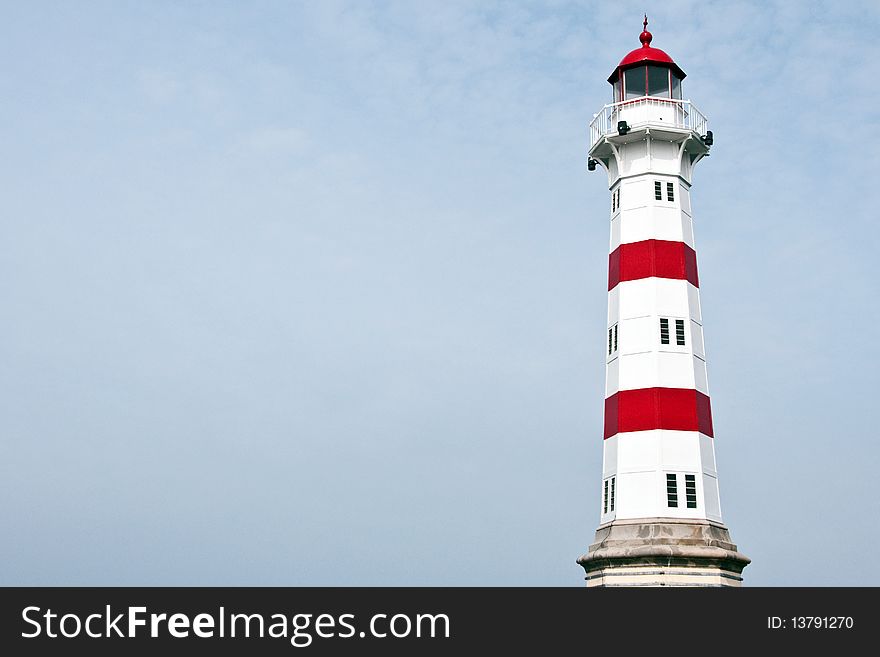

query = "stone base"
[{"left": 577, "top": 518, "right": 750, "bottom": 587}]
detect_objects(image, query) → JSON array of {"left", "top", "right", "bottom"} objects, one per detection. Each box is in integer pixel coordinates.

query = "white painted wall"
[
  {"left": 611, "top": 205, "right": 695, "bottom": 249},
  {"left": 601, "top": 431, "right": 717, "bottom": 522},
  {"left": 616, "top": 279, "right": 698, "bottom": 321}
]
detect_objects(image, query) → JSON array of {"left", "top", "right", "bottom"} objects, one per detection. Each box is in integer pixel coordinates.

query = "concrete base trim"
[
  {"left": 577, "top": 518, "right": 750, "bottom": 588},
  {"left": 585, "top": 569, "right": 743, "bottom": 582}
]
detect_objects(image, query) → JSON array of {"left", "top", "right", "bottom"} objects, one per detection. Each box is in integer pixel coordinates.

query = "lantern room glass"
[
  {"left": 624, "top": 66, "right": 646, "bottom": 99},
  {"left": 618, "top": 65, "right": 683, "bottom": 101},
  {"left": 647, "top": 66, "right": 669, "bottom": 97}
]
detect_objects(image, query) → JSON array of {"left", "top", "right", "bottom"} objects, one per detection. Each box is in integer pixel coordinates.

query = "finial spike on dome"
[{"left": 639, "top": 15, "right": 652, "bottom": 47}]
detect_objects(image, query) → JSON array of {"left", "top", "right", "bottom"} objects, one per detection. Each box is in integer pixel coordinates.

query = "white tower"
[{"left": 578, "top": 19, "right": 749, "bottom": 587}]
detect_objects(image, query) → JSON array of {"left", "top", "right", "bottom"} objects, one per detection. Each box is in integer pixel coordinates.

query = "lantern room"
[
  {"left": 587, "top": 17, "right": 711, "bottom": 172},
  {"left": 608, "top": 17, "right": 686, "bottom": 102}
]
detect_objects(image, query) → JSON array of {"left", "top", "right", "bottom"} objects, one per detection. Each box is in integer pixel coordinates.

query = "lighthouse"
[{"left": 577, "top": 19, "right": 750, "bottom": 586}]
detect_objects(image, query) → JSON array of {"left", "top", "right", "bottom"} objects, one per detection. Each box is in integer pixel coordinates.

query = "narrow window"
[
  {"left": 654, "top": 181, "right": 662, "bottom": 200},
  {"left": 609, "top": 476, "right": 616, "bottom": 512},
  {"left": 666, "top": 474, "right": 678, "bottom": 508},
  {"left": 666, "top": 182, "right": 675, "bottom": 202},
  {"left": 608, "top": 327, "right": 613, "bottom": 355},
  {"left": 660, "top": 318, "right": 670, "bottom": 345},
  {"left": 685, "top": 474, "right": 697, "bottom": 509},
  {"left": 616, "top": 188, "right": 621, "bottom": 209},
  {"left": 675, "top": 319, "right": 686, "bottom": 346},
  {"left": 613, "top": 324, "right": 618, "bottom": 353},
  {"left": 603, "top": 479, "right": 609, "bottom": 514}
]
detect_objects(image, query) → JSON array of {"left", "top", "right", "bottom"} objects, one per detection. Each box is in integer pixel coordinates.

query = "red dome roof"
[{"left": 608, "top": 18, "right": 686, "bottom": 83}]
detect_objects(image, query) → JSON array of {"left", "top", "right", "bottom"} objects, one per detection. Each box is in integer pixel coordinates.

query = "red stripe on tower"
[
  {"left": 603, "top": 387, "right": 714, "bottom": 438},
  {"left": 608, "top": 240, "right": 699, "bottom": 291}
]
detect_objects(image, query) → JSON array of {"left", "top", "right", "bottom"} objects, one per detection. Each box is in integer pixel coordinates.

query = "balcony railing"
[{"left": 589, "top": 97, "right": 708, "bottom": 150}]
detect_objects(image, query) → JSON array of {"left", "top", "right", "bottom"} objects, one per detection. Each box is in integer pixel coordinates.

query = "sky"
[{"left": 1, "top": 0, "right": 878, "bottom": 586}]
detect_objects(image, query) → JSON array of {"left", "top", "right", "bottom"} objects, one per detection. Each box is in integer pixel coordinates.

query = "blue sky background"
[{"left": 1, "top": 0, "right": 878, "bottom": 586}]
